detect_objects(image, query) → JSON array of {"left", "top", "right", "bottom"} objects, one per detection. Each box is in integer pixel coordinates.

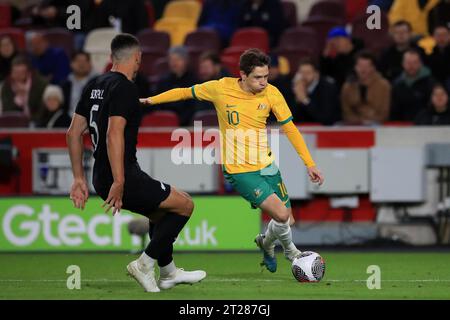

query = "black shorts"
[{"left": 93, "top": 163, "right": 171, "bottom": 216}]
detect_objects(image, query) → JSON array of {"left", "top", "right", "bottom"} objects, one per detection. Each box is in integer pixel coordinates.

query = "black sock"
[
  {"left": 144, "top": 213, "right": 189, "bottom": 266},
  {"left": 148, "top": 222, "right": 155, "bottom": 239}
]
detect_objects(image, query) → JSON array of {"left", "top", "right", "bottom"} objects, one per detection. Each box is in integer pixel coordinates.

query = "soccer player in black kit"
[{"left": 66, "top": 34, "right": 206, "bottom": 293}]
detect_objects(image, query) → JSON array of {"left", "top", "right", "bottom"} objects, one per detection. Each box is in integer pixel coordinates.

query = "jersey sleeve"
[
  {"left": 191, "top": 80, "right": 219, "bottom": 102},
  {"left": 270, "top": 86, "right": 293, "bottom": 125},
  {"left": 109, "top": 81, "right": 137, "bottom": 120},
  {"left": 74, "top": 80, "right": 93, "bottom": 119}
]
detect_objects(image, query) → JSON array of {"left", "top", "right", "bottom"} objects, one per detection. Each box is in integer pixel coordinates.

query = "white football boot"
[
  {"left": 159, "top": 268, "right": 207, "bottom": 290},
  {"left": 126, "top": 260, "right": 160, "bottom": 292}
]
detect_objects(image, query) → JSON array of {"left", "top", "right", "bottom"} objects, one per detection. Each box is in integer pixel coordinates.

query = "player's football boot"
[
  {"left": 126, "top": 260, "right": 160, "bottom": 292},
  {"left": 255, "top": 234, "right": 277, "bottom": 273},
  {"left": 158, "top": 268, "right": 207, "bottom": 290}
]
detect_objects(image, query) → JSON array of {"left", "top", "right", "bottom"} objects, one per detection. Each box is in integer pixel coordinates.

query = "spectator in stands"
[
  {"left": 0, "top": 55, "right": 48, "bottom": 125},
  {"left": 291, "top": 58, "right": 340, "bottom": 125},
  {"left": 238, "top": 0, "right": 286, "bottom": 48},
  {"left": 154, "top": 46, "right": 198, "bottom": 126},
  {"left": 341, "top": 51, "right": 391, "bottom": 124},
  {"left": 388, "top": 0, "right": 440, "bottom": 37},
  {"left": 379, "top": 20, "right": 427, "bottom": 81},
  {"left": 0, "top": 35, "right": 18, "bottom": 83},
  {"left": 320, "top": 26, "right": 361, "bottom": 89},
  {"left": 61, "top": 51, "right": 97, "bottom": 117},
  {"left": 427, "top": 25, "right": 450, "bottom": 84},
  {"left": 29, "top": 32, "right": 71, "bottom": 85},
  {"left": 268, "top": 54, "right": 294, "bottom": 109},
  {"left": 415, "top": 83, "right": 450, "bottom": 125},
  {"left": 428, "top": 0, "right": 450, "bottom": 35},
  {"left": 38, "top": 84, "right": 71, "bottom": 128},
  {"left": 198, "top": 51, "right": 230, "bottom": 82},
  {"left": 198, "top": 0, "right": 242, "bottom": 46},
  {"left": 391, "top": 49, "right": 435, "bottom": 121}
]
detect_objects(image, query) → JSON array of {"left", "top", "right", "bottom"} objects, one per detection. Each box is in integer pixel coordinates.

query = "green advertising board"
[{"left": 0, "top": 196, "right": 260, "bottom": 252}]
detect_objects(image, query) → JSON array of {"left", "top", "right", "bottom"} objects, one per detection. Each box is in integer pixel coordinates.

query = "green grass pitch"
[{"left": 1, "top": 251, "right": 450, "bottom": 300}]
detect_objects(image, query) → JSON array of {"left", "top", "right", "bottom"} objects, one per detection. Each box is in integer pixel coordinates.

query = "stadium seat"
[
  {"left": 137, "top": 29, "right": 170, "bottom": 52},
  {"left": 276, "top": 26, "right": 319, "bottom": 57},
  {"left": 140, "top": 111, "right": 180, "bottom": 127},
  {"left": 281, "top": 1, "right": 298, "bottom": 27},
  {"left": 301, "top": 17, "right": 343, "bottom": 52},
  {"left": 42, "top": 28, "right": 75, "bottom": 58},
  {"left": 144, "top": 0, "right": 156, "bottom": 27},
  {"left": 147, "top": 57, "right": 170, "bottom": 89},
  {"left": 162, "top": 0, "right": 202, "bottom": 22},
  {"left": 351, "top": 12, "right": 391, "bottom": 57},
  {"left": 154, "top": 17, "right": 197, "bottom": 46},
  {"left": 184, "top": 28, "right": 221, "bottom": 53},
  {"left": 140, "top": 48, "right": 167, "bottom": 77},
  {"left": 221, "top": 47, "right": 247, "bottom": 77},
  {"left": 308, "top": 0, "right": 346, "bottom": 25},
  {"left": 191, "top": 110, "right": 218, "bottom": 126},
  {"left": 229, "top": 27, "right": 270, "bottom": 53},
  {"left": 84, "top": 28, "right": 119, "bottom": 73},
  {"left": 0, "top": 28, "right": 26, "bottom": 50},
  {"left": 0, "top": 3, "right": 12, "bottom": 28},
  {"left": 0, "top": 112, "right": 30, "bottom": 128},
  {"left": 345, "top": 0, "right": 368, "bottom": 23}
]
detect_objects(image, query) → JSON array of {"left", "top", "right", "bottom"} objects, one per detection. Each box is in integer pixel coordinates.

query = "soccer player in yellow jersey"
[{"left": 140, "top": 49, "right": 324, "bottom": 273}]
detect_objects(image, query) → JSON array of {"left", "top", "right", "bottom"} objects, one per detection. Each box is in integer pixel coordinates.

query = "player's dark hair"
[
  {"left": 239, "top": 48, "right": 270, "bottom": 75},
  {"left": 110, "top": 33, "right": 140, "bottom": 62}
]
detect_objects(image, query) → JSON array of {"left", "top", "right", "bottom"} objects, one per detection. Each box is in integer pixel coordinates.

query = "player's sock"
[
  {"left": 159, "top": 260, "right": 177, "bottom": 278},
  {"left": 137, "top": 251, "right": 156, "bottom": 273},
  {"left": 271, "top": 219, "right": 300, "bottom": 261},
  {"left": 262, "top": 219, "right": 277, "bottom": 256},
  {"left": 144, "top": 212, "right": 189, "bottom": 264}
]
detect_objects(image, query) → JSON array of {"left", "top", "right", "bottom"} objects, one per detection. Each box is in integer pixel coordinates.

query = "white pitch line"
[{"left": 0, "top": 279, "right": 450, "bottom": 283}]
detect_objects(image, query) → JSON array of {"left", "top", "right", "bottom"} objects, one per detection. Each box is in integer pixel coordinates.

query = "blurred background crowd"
[{"left": 0, "top": 0, "right": 449, "bottom": 128}]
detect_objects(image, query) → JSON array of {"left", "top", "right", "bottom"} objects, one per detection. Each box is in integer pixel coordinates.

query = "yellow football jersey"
[{"left": 191, "top": 77, "right": 293, "bottom": 174}]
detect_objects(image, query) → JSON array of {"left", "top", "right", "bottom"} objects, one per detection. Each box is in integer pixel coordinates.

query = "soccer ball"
[{"left": 291, "top": 251, "right": 325, "bottom": 282}]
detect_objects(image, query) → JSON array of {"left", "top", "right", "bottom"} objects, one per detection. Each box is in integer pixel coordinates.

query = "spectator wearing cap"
[
  {"left": 320, "top": 26, "right": 362, "bottom": 89},
  {"left": 379, "top": 20, "right": 427, "bottom": 81},
  {"left": 291, "top": 58, "right": 340, "bottom": 125},
  {"left": 391, "top": 49, "right": 436, "bottom": 121},
  {"left": 29, "top": 32, "right": 71, "bottom": 85},
  {"left": 154, "top": 46, "right": 198, "bottom": 126},
  {"left": 415, "top": 83, "right": 450, "bottom": 125},
  {"left": 341, "top": 51, "right": 391, "bottom": 125},
  {"left": 39, "top": 85, "right": 71, "bottom": 128}
]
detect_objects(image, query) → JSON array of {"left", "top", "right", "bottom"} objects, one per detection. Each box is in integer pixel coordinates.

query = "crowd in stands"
[{"left": 0, "top": 0, "right": 449, "bottom": 128}]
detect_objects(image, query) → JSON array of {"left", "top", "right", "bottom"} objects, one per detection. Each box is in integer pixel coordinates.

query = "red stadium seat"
[
  {"left": 221, "top": 47, "right": 246, "bottom": 77},
  {"left": 0, "top": 28, "right": 26, "bottom": 50},
  {"left": 282, "top": 1, "right": 298, "bottom": 27},
  {"left": 0, "top": 112, "right": 30, "bottom": 128},
  {"left": 191, "top": 110, "right": 218, "bottom": 126},
  {"left": 230, "top": 27, "right": 270, "bottom": 53},
  {"left": 144, "top": 1, "right": 156, "bottom": 27},
  {"left": 345, "top": 0, "right": 368, "bottom": 23},
  {"left": 140, "top": 111, "right": 180, "bottom": 127},
  {"left": 184, "top": 28, "right": 221, "bottom": 53},
  {"left": 301, "top": 17, "right": 343, "bottom": 52},
  {"left": 276, "top": 26, "right": 319, "bottom": 56},
  {"left": 0, "top": 3, "right": 12, "bottom": 28},
  {"left": 308, "top": 0, "right": 346, "bottom": 25},
  {"left": 41, "top": 28, "right": 75, "bottom": 57},
  {"left": 140, "top": 48, "right": 167, "bottom": 77},
  {"left": 137, "top": 29, "right": 170, "bottom": 52}
]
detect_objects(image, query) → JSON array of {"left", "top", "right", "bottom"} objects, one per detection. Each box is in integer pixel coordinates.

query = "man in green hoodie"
[{"left": 391, "top": 48, "right": 436, "bottom": 121}]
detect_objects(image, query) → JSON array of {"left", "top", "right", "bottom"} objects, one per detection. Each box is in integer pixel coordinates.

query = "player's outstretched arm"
[
  {"left": 66, "top": 114, "right": 90, "bottom": 209},
  {"left": 281, "top": 121, "right": 324, "bottom": 186},
  {"left": 139, "top": 88, "right": 194, "bottom": 105}
]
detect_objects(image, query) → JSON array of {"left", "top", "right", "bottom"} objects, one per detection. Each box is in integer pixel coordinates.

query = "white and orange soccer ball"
[{"left": 291, "top": 251, "right": 326, "bottom": 282}]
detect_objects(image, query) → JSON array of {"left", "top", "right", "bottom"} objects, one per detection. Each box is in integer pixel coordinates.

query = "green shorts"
[{"left": 223, "top": 162, "right": 291, "bottom": 209}]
